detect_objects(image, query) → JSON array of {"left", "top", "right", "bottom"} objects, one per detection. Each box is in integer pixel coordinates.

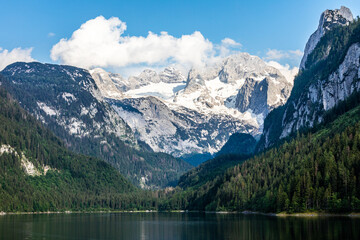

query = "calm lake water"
[{"left": 0, "top": 212, "right": 359, "bottom": 240}]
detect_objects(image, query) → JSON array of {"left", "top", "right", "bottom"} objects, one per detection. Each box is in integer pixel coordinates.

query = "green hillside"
[{"left": 0, "top": 86, "right": 158, "bottom": 212}]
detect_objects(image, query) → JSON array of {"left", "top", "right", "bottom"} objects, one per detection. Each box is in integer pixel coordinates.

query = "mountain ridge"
[{"left": 0, "top": 62, "right": 191, "bottom": 189}]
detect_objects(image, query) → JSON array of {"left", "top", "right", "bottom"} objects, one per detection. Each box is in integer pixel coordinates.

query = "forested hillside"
[
  {"left": 161, "top": 94, "right": 360, "bottom": 213},
  {"left": 0, "top": 86, "right": 158, "bottom": 212}
]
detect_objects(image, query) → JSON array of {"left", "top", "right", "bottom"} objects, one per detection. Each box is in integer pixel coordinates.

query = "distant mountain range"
[{"left": 90, "top": 53, "right": 294, "bottom": 161}]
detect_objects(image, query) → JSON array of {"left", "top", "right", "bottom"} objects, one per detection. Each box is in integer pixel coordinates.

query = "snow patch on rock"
[
  {"left": 62, "top": 92, "right": 77, "bottom": 103},
  {"left": 37, "top": 102, "right": 58, "bottom": 116}
]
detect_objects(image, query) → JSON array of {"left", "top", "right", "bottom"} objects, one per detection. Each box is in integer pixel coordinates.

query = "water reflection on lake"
[{"left": 0, "top": 212, "right": 359, "bottom": 240}]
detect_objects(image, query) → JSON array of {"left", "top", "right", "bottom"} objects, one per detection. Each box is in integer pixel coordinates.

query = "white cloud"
[
  {"left": 48, "top": 32, "right": 55, "bottom": 37},
  {"left": 221, "top": 38, "right": 241, "bottom": 47},
  {"left": 264, "top": 49, "right": 303, "bottom": 62},
  {"left": 0, "top": 47, "right": 35, "bottom": 71},
  {"left": 50, "top": 16, "right": 240, "bottom": 71},
  {"left": 218, "top": 38, "right": 242, "bottom": 57},
  {"left": 266, "top": 60, "right": 299, "bottom": 84}
]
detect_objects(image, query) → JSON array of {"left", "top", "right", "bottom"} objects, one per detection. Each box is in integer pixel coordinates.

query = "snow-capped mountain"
[
  {"left": 174, "top": 53, "right": 293, "bottom": 117},
  {"left": 91, "top": 53, "right": 294, "bottom": 158},
  {"left": 300, "top": 6, "right": 353, "bottom": 70},
  {"left": 259, "top": 6, "right": 359, "bottom": 150},
  {"left": 0, "top": 62, "right": 191, "bottom": 188}
]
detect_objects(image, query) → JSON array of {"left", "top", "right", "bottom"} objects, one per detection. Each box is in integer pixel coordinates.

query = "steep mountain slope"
[
  {"left": 176, "top": 135, "right": 256, "bottom": 191},
  {"left": 259, "top": 9, "right": 360, "bottom": 151},
  {"left": 216, "top": 133, "right": 256, "bottom": 157},
  {"left": 163, "top": 93, "right": 360, "bottom": 212},
  {"left": 1, "top": 62, "right": 135, "bottom": 144},
  {"left": 91, "top": 53, "right": 294, "bottom": 161},
  {"left": 0, "top": 63, "right": 191, "bottom": 189},
  {"left": 0, "top": 85, "right": 152, "bottom": 212},
  {"left": 178, "top": 154, "right": 251, "bottom": 190}
]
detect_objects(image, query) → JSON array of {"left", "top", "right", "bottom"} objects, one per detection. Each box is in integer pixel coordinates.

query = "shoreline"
[
  {"left": 240, "top": 211, "right": 360, "bottom": 217},
  {"left": 1, "top": 210, "right": 360, "bottom": 217}
]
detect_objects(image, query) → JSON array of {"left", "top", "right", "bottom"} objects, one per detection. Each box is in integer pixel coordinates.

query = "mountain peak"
[
  {"left": 338, "top": 6, "right": 353, "bottom": 22},
  {"left": 159, "top": 67, "right": 186, "bottom": 83},
  {"left": 321, "top": 6, "right": 353, "bottom": 32},
  {"left": 300, "top": 6, "right": 353, "bottom": 70}
]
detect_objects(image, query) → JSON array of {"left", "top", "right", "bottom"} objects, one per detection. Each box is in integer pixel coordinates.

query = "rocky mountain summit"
[
  {"left": 300, "top": 6, "right": 353, "bottom": 70},
  {"left": 259, "top": 6, "right": 359, "bottom": 150}
]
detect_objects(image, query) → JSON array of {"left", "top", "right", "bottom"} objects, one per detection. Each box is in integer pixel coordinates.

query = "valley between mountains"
[{"left": 0, "top": 6, "right": 359, "bottom": 214}]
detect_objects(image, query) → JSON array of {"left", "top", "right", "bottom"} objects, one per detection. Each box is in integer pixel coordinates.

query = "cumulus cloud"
[
  {"left": 50, "top": 16, "right": 240, "bottom": 71},
  {"left": 221, "top": 38, "right": 241, "bottom": 47},
  {"left": 264, "top": 49, "right": 303, "bottom": 63},
  {"left": 266, "top": 60, "right": 299, "bottom": 84},
  {"left": 0, "top": 47, "right": 35, "bottom": 71}
]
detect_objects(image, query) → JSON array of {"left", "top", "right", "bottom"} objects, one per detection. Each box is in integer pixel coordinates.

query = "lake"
[{"left": 0, "top": 212, "right": 359, "bottom": 240}]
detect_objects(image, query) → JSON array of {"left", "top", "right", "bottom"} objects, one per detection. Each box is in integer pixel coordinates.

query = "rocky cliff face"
[
  {"left": 235, "top": 76, "right": 292, "bottom": 116},
  {"left": 321, "top": 43, "right": 360, "bottom": 110},
  {"left": 279, "top": 42, "right": 360, "bottom": 139},
  {"left": 259, "top": 7, "right": 359, "bottom": 150},
  {"left": 159, "top": 67, "right": 186, "bottom": 83},
  {"left": 300, "top": 6, "right": 353, "bottom": 70},
  {"left": 90, "top": 68, "right": 125, "bottom": 99}
]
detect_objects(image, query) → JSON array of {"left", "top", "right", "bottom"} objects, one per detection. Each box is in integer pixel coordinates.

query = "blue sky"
[{"left": 0, "top": 0, "right": 359, "bottom": 74}]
